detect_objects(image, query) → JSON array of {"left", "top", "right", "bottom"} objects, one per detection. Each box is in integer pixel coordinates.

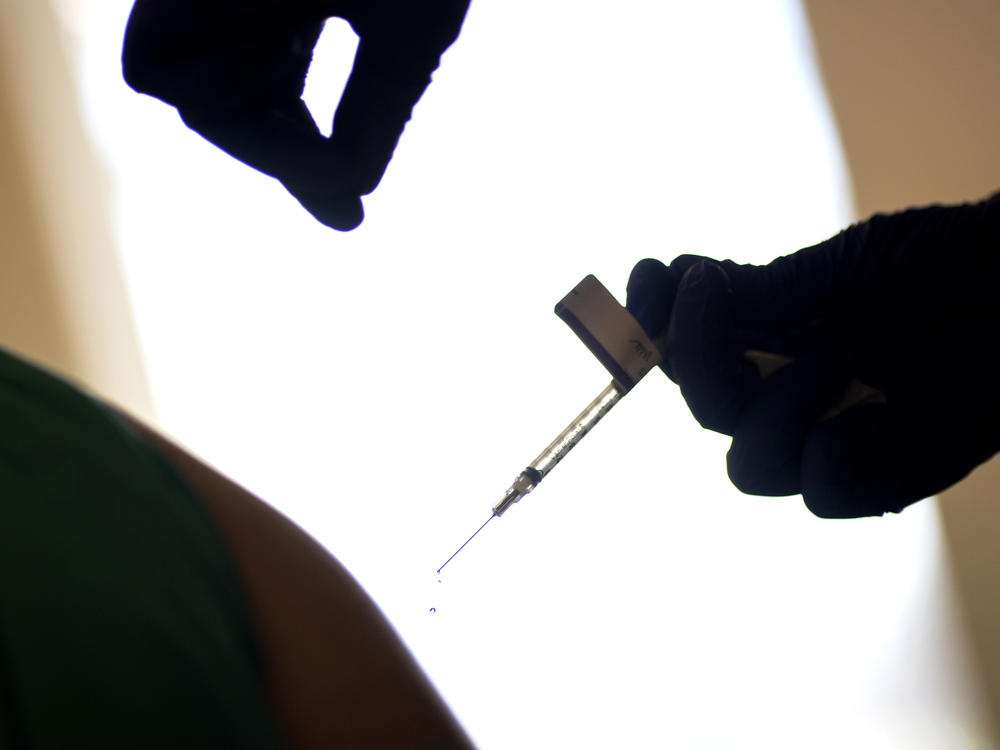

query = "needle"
[{"left": 437, "top": 514, "right": 495, "bottom": 574}]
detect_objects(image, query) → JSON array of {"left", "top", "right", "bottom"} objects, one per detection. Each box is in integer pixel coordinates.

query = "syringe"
[
  {"left": 492, "top": 381, "right": 622, "bottom": 516},
  {"left": 436, "top": 275, "right": 662, "bottom": 574}
]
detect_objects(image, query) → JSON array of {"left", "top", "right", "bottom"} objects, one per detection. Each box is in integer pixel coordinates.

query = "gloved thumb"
[
  {"left": 626, "top": 253, "right": 711, "bottom": 361},
  {"left": 667, "top": 260, "right": 759, "bottom": 435},
  {"left": 627, "top": 255, "right": 760, "bottom": 434}
]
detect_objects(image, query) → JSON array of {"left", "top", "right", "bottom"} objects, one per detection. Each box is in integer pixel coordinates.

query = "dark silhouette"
[
  {"left": 626, "top": 193, "right": 1000, "bottom": 518},
  {"left": 122, "top": 0, "right": 470, "bottom": 230},
  {"left": 121, "top": 2, "right": 1000, "bottom": 515}
]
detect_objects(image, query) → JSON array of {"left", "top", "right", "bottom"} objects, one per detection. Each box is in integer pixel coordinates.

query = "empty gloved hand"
[
  {"left": 123, "top": 0, "right": 470, "bottom": 230},
  {"left": 626, "top": 192, "right": 1000, "bottom": 518}
]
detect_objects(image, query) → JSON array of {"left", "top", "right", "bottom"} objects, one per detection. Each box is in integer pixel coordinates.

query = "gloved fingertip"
[
  {"left": 724, "top": 347, "right": 852, "bottom": 497},
  {"left": 292, "top": 190, "right": 364, "bottom": 231},
  {"left": 800, "top": 403, "right": 895, "bottom": 518},
  {"left": 678, "top": 257, "right": 731, "bottom": 293},
  {"left": 672, "top": 254, "right": 715, "bottom": 281},
  {"left": 626, "top": 258, "right": 670, "bottom": 294},
  {"left": 678, "top": 258, "right": 706, "bottom": 287},
  {"left": 682, "top": 359, "right": 758, "bottom": 436},
  {"left": 626, "top": 258, "right": 673, "bottom": 338},
  {"left": 726, "top": 442, "right": 800, "bottom": 497},
  {"left": 319, "top": 197, "right": 365, "bottom": 232}
]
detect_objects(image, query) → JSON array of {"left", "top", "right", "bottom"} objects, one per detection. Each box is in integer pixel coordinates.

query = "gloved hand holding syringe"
[
  {"left": 436, "top": 271, "right": 883, "bottom": 574},
  {"left": 436, "top": 275, "right": 664, "bottom": 573}
]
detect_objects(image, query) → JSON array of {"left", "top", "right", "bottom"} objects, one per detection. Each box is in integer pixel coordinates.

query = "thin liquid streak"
[{"left": 436, "top": 514, "right": 495, "bottom": 574}]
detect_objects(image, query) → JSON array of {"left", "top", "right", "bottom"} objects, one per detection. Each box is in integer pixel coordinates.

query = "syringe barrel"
[
  {"left": 493, "top": 275, "right": 659, "bottom": 518},
  {"left": 529, "top": 381, "right": 623, "bottom": 479},
  {"left": 492, "top": 382, "right": 622, "bottom": 517}
]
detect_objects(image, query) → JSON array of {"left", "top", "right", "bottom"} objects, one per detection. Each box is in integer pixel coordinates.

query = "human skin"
[{"left": 125, "top": 416, "right": 474, "bottom": 750}]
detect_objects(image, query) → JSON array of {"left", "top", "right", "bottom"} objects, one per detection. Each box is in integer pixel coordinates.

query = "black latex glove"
[
  {"left": 626, "top": 193, "right": 1000, "bottom": 518},
  {"left": 122, "top": 0, "right": 470, "bottom": 230}
]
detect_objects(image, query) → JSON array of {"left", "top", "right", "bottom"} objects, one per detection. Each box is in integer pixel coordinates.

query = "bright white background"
[{"left": 56, "top": 0, "right": 991, "bottom": 747}]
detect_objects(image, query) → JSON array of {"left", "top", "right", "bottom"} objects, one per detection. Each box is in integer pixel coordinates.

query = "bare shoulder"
[{"left": 124, "top": 415, "right": 474, "bottom": 750}]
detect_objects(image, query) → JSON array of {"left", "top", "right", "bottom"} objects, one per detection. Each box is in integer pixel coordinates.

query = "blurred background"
[{"left": 1, "top": 0, "right": 999, "bottom": 747}]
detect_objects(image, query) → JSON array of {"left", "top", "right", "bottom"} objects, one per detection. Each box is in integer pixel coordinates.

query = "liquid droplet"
[{"left": 429, "top": 607, "right": 437, "bottom": 614}]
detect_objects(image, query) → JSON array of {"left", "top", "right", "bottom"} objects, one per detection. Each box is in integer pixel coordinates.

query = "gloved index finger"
[
  {"left": 333, "top": 0, "right": 471, "bottom": 196},
  {"left": 626, "top": 258, "right": 677, "bottom": 341},
  {"left": 124, "top": 0, "right": 469, "bottom": 231},
  {"left": 180, "top": 96, "right": 365, "bottom": 231},
  {"left": 124, "top": 0, "right": 366, "bottom": 229},
  {"left": 626, "top": 254, "right": 720, "bottom": 383}
]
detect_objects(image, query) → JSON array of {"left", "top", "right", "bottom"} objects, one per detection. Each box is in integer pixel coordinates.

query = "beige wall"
[
  {"left": 803, "top": 0, "right": 1000, "bottom": 211},
  {"left": 0, "top": 0, "right": 151, "bottom": 418},
  {"left": 802, "top": 0, "right": 1000, "bottom": 743}
]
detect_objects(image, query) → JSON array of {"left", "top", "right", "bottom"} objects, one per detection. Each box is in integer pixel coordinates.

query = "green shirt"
[{"left": 0, "top": 348, "right": 280, "bottom": 748}]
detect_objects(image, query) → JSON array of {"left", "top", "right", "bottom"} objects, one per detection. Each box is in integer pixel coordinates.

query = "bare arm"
[{"left": 126, "top": 417, "right": 473, "bottom": 750}]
